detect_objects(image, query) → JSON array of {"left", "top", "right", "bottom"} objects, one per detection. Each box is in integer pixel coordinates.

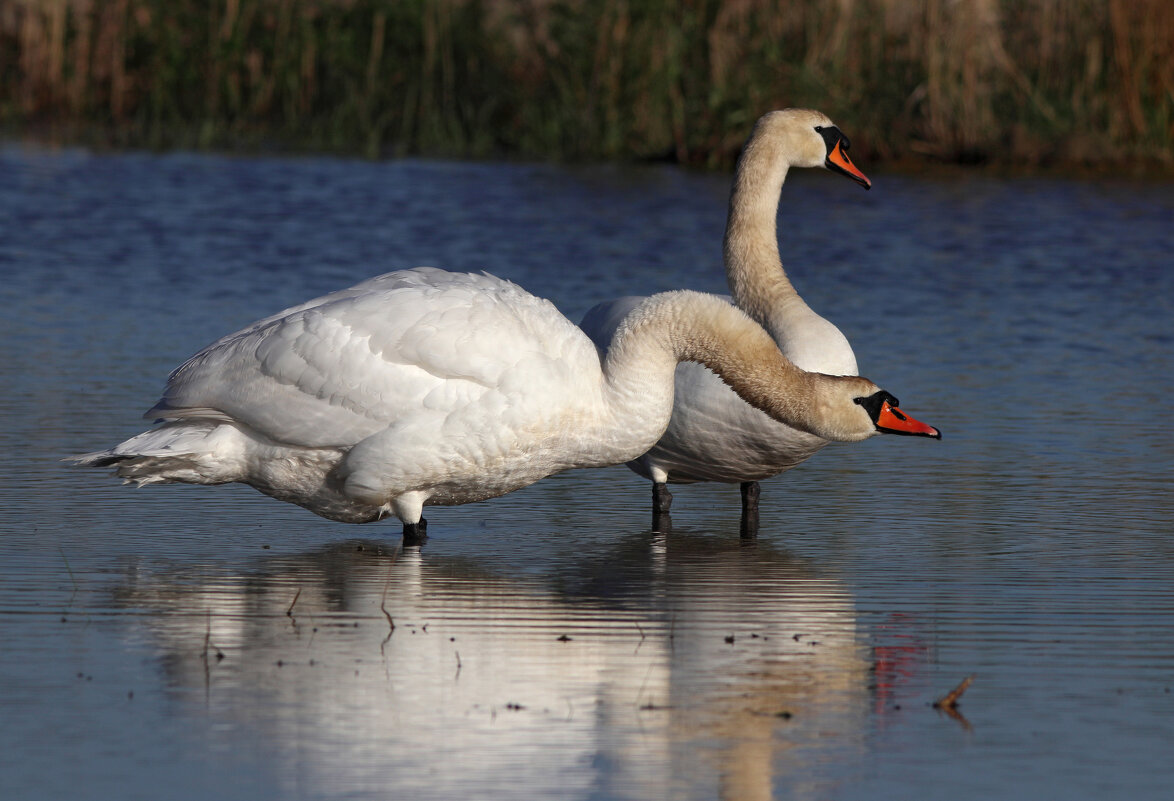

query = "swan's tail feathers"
[{"left": 69, "top": 422, "right": 244, "bottom": 486}]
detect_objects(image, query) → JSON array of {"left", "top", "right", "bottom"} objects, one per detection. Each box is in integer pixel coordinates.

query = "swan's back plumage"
[
  {"left": 80, "top": 268, "right": 614, "bottom": 524},
  {"left": 151, "top": 269, "right": 595, "bottom": 449}
]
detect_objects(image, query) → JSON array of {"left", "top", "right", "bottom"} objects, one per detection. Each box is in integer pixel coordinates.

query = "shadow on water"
[{"left": 112, "top": 528, "right": 900, "bottom": 801}]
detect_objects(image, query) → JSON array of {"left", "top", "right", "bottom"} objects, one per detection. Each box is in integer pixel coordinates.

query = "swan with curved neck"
[
  {"left": 72, "top": 267, "right": 934, "bottom": 544},
  {"left": 582, "top": 108, "right": 938, "bottom": 532}
]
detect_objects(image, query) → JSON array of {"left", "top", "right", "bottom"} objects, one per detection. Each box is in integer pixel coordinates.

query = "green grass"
[{"left": 2, "top": 0, "right": 1171, "bottom": 171}]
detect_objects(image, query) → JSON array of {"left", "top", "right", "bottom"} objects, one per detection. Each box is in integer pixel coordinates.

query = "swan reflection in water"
[{"left": 117, "top": 532, "right": 902, "bottom": 800}]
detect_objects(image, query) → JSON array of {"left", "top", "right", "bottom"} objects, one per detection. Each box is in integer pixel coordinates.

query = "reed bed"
[{"left": 2, "top": 0, "right": 1170, "bottom": 169}]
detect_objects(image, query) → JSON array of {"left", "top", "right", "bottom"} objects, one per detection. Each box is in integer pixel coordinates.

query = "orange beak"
[
  {"left": 875, "top": 400, "right": 940, "bottom": 439},
  {"left": 827, "top": 139, "right": 871, "bottom": 190}
]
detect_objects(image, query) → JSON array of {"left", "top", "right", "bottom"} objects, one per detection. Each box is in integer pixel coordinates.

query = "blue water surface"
[{"left": 1, "top": 145, "right": 1172, "bottom": 800}]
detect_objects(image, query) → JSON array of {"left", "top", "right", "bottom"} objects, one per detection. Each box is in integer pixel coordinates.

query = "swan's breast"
[{"left": 767, "top": 300, "right": 858, "bottom": 377}]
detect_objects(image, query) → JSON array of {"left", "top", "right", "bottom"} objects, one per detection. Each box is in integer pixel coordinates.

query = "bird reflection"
[{"left": 116, "top": 530, "right": 885, "bottom": 800}]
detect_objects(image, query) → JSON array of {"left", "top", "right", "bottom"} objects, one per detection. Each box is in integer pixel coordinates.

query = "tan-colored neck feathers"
[
  {"left": 607, "top": 291, "right": 877, "bottom": 442},
  {"left": 723, "top": 112, "right": 830, "bottom": 327}
]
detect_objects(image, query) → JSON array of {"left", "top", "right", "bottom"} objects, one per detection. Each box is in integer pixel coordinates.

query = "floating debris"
[
  {"left": 933, "top": 675, "right": 976, "bottom": 731},
  {"left": 933, "top": 675, "right": 975, "bottom": 711}
]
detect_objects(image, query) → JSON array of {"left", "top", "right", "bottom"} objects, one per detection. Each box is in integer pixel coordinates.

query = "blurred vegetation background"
[{"left": 2, "top": 0, "right": 1171, "bottom": 170}]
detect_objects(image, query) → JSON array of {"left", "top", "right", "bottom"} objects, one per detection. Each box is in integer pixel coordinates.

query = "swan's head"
[
  {"left": 854, "top": 388, "right": 941, "bottom": 439},
  {"left": 753, "top": 109, "right": 872, "bottom": 190},
  {"left": 813, "top": 377, "right": 941, "bottom": 442}
]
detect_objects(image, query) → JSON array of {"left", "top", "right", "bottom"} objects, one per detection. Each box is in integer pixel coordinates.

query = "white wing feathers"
[{"left": 147, "top": 270, "right": 594, "bottom": 450}]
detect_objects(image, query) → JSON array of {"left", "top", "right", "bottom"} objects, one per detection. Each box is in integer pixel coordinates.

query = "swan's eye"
[
  {"left": 855, "top": 391, "right": 900, "bottom": 423},
  {"left": 815, "top": 125, "right": 849, "bottom": 154}
]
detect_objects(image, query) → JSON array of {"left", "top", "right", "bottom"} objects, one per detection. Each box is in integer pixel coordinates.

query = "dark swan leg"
[
  {"left": 739, "top": 481, "right": 761, "bottom": 539},
  {"left": 652, "top": 482, "right": 673, "bottom": 513},
  {"left": 651, "top": 482, "right": 673, "bottom": 534},
  {"left": 402, "top": 517, "right": 428, "bottom": 547}
]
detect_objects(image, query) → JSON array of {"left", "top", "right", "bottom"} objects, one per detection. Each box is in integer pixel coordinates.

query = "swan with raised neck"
[
  {"left": 724, "top": 108, "right": 868, "bottom": 364},
  {"left": 581, "top": 108, "right": 936, "bottom": 529}
]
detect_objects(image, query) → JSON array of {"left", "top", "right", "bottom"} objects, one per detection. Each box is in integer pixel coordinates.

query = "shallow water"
[{"left": 1, "top": 147, "right": 1172, "bottom": 800}]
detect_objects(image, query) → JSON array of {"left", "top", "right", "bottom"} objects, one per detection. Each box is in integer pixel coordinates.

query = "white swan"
[
  {"left": 73, "top": 267, "right": 937, "bottom": 543},
  {"left": 581, "top": 109, "right": 936, "bottom": 532}
]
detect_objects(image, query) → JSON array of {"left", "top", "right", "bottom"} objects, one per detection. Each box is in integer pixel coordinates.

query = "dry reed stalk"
[
  {"left": 46, "top": 0, "right": 65, "bottom": 106},
  {"left": 1109, "top": 0, "right": 1145, "bottom": 139},
  {"left": 0, "top": 0, "right": 1169, "bottom": 167},
  {"left": 17, "top": 0, "right": 44, "bottom": 114},
  {"left": 67, "top": 0, "right": 92, "bottom": 116}
]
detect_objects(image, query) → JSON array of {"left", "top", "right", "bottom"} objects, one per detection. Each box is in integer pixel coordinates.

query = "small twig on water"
[
  {"left": 380, "top": 545, "right": 401, "bottom": 639},
  {"left": 202, "top": 610, "right": 224, "bottom": 662},
  {"left": 633, "top": 621, "right": 646, "bottom": 654},
  {"left": 58, "top": 546, "right": 80, "bottom": 616},
  {"left": 286, "top": 587, "right": 302, "bottom": 617},
  {"left": 454, "top": 650, "right": 462, "bottom": 678},
  {"left": 377, "top": 544, "right": 403, "bottom": 655},
  {"left": 932, "top": 675, "right": 975, "bottom": 711},
  {"left": 58, "top": 546, "right": 78, "bottom": 592}
]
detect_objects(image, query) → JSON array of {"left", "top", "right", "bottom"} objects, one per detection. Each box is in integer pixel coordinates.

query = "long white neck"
[
  {"left": 721, "top": 120, "right": 858, "bottom": 376},
  {"left": 723, "top": 130, "right": 804, "bottom": 330},
  {"left": 600, "top": 291, "right": 877, "bottom": 449}
]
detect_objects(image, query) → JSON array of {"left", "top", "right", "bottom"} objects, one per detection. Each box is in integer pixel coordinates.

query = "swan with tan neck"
[
  {"left": 72, "top": 267, "right": 934, "bottom": 544},
  {"left": 582, "top": 109, "right": 939, "bottom": 531}
]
